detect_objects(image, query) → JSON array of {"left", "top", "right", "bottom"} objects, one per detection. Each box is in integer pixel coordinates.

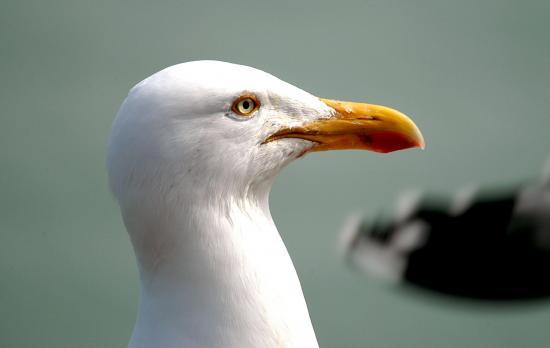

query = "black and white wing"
[{"left": 342, "top": 160, "right": 550, "bottom": 300}]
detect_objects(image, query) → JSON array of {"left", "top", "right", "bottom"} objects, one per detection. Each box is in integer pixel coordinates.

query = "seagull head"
[{"left": 107, "top": 60, "right": 424, "bottom": 204}]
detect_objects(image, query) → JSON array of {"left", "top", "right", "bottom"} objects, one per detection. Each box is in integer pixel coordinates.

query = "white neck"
[{"left": 121, "top": 183, "right": 319, "bottom": 348}]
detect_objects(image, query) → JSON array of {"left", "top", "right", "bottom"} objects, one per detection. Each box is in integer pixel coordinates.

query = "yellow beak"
[{"left": 264, "top": 98, "right": 425, "bottom": 153}]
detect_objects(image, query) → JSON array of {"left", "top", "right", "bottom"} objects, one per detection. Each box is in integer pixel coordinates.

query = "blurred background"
[{"left": 2, "top": 0, "right": 550, "bottom": 347}]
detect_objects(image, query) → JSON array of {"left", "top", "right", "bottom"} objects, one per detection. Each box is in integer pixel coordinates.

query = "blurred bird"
[
  {"left": 342, "top": 159, "right": 550, "bottom": 300},
  {"left": 107, "top": 61, "right": 424, "bottom": 348}
]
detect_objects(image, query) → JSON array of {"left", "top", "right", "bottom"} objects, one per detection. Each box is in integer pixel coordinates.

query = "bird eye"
[{"left": 232, "top": 95, "right": 260, "bottom": 117}]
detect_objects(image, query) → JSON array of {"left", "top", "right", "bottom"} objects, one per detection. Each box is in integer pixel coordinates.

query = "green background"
[{"left": 2, "top": 0, "right": 550, "bottom": 347}]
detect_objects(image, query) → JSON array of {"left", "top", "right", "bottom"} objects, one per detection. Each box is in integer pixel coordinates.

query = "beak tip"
[
  {"left": 417, "top": 136, "right": 426, "bottom": 150},
  {"left": 410, "top": 125, "right": 425, "bottom": 150}
]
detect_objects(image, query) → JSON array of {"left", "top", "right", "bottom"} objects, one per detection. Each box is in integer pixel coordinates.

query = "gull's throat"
[{"left": 124, "top": 186, "right": 319, "bottom": 348}]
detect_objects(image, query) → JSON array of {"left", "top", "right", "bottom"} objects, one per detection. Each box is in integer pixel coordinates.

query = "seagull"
[
  {"left": 107, "top": 60, "right": 424, "bottom": 348},
  {"left": 342, "top": 159, "right": 550, "bottom": 301}
]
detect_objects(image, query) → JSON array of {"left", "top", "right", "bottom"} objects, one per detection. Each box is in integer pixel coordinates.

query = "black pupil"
[{"left": 242, "top": 100, "right": 250, "bottom": 110}]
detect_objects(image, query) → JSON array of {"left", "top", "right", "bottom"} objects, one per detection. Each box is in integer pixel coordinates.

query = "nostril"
[{"left": 358, "top": 116, "right": 378, "bottom": 121}]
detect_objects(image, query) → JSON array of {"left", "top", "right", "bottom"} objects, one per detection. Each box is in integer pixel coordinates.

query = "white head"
[
  {"left": 107, "top": 60, "right": 423, "bottom": 208},
  {"left": 108, "top": 61, "right": 331, "bottom": 208}
]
